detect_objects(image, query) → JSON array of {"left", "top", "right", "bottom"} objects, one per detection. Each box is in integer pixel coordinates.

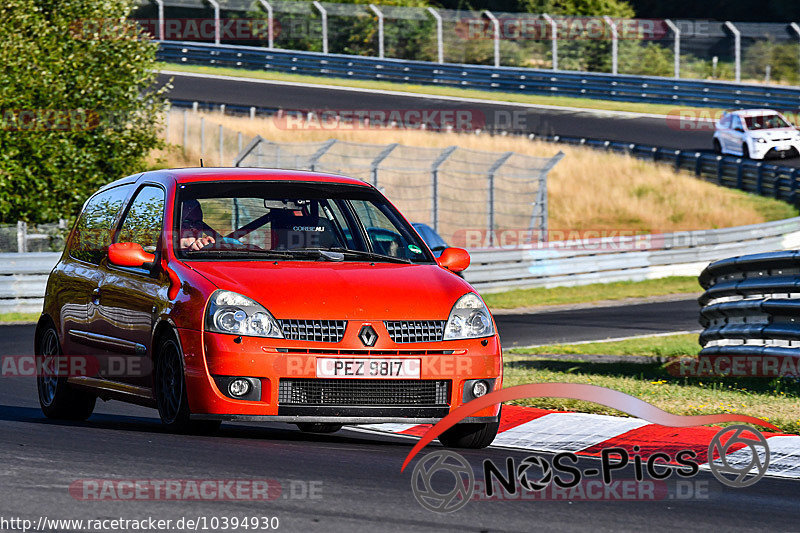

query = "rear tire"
[
  {"left": 36, "top": 326, "right": 96, "bottom": 420},
  {"left": 713, "top": 139, "right": 722, "bottom": 154},
  {"left": 296, "top": 423, "right": 342, "bottom": 434},
  {"left": 154, "top": 334, "right": 220, "bottom": 435},
  {"left": 438, "top": 408, "right": 501, "bottom": 449}
]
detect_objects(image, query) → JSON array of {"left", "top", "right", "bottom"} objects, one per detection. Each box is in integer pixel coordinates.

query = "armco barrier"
[
  {"left": 463, "top": 217, "right": 800, "bottom": 291},
  {"left": 698, "top": 250, "right": 800, "bottom": 360},
  {"left": 157, "top": 41, "right": 800, "bottom": 111},
  {"left": 6, "top": 218, "right": 800, "bottom": 310}
]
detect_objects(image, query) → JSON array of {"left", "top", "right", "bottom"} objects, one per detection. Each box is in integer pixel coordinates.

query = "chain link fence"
[
  {"left": 233, "top": 136, "right": 562, "bottom": 246},
  {"left": 0, "top": 221, "right": 69, "bottom": 253},
  {"left": 134, "top": 0, "right": 800, "bottom": 83}
]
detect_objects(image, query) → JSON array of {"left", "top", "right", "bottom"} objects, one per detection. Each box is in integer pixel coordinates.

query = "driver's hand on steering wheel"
[{"left": 181, "top": 235, "right": 215, "bottom": 251}]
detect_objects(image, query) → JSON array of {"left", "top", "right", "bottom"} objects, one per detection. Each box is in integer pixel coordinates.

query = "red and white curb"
[{"left": 353, "top": 405, "right": 800, "bottom": 480}]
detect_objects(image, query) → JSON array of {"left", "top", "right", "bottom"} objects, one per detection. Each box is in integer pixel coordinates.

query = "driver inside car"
[{"left": 180, "top": 199, "right": 216, "bottom": 251}]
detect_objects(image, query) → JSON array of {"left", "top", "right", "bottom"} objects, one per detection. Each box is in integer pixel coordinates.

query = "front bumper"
[
  {"left": 750, "top": 141, "right": 800, "bottom": 159},
  {"left": 177, "top": 326, "right": 503, "bottom": 424}
]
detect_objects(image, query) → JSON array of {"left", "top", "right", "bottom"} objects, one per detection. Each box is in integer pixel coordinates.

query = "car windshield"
[
  {"left": 174, "top": 180, "right": 435, "bottom": 264},
  {"left": 743, "top": 114, "right": 791, "bottom": 130}
]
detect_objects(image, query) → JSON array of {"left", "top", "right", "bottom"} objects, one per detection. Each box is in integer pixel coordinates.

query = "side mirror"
[
  {"left": 108, "top": 242, "right": 156, "bottom": 269},
  {"left": 438, "top": 247, "right": 470, "bottom": 273},
  {"left": 734, "top": 127, "right": 744, "bottom": 133}
]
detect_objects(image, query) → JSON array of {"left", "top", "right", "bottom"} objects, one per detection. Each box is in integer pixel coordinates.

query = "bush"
[{"left": 0, "top": 0, "right": 166, "bottom": 223}]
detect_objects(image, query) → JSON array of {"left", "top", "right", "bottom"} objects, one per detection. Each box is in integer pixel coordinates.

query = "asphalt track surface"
[
  {"left": 0, "top": 321, "right": 797, "bottom": 531},
  {"left": 159, "top": 72, "right": 800, "bottom": 169}
]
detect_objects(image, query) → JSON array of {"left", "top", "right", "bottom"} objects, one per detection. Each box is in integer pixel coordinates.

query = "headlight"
[
  {"left": 756, "top": 138, "right": 768, "bottom": 143},
  {"left": 206, "top": 290, "right": 283, "bottom": 338},
  {"left": 443, "top": 293, "right": 494, "bottom": 340}
]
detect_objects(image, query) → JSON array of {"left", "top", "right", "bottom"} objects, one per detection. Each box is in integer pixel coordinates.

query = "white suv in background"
[{"left": 713, "top": 109, "right": 800, "bottom": 160}]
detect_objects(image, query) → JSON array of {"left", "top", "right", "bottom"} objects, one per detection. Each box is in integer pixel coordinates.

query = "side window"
[
  {"left": 69, "top": 185, "right": 132, "bottom": 264},
  {"left": 719, "top": 114, "right": 731, "bottom": 129},
  {"left": 350, "top": 200, "right": 417, "bottom": 259},
  {"left": 117, "top": 186, "right": 166, "bottom": 253},
  {"left": 732, "top": 116, "right": 744, "bottom": 131}
]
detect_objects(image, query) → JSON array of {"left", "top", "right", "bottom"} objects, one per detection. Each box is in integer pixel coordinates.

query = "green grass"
[
  {"left": 508, "top": 333, "right": 701, "bottom": 358},
  {"left": 502, "top": 359, "right": 800, "bottom": 434},
  {"left": 741, "top": 189, "right": 800, "bottom": 222},
  {"left": 159, "top": 62, "right": 717, "bottom": 117},
  {"left": 482, "top": 276, "right": 701, "bottom": 310},
  {"left": 0, "top": 312, "right": 38, "bottom": 324}
]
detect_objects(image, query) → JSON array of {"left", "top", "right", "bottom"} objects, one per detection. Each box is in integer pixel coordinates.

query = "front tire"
[
  {"left": 154, "top": 335, "right": 220, "bottom": 434},
  {"left": 713, "top": 139, "right": 722, "bottom": 154},
  {"left": 438, "top": 409, "right": 501, "bottom": 449},
  {"left": 36, "top": 326, "right": 96, "bottom": 420},
  {"left": 742, "top": 143, "right": 751, "bottom": 159}
]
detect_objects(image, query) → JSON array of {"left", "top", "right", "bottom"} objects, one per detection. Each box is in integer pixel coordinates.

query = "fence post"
[
  {"left": 182, "top": 109, "right": 188, "bottom": 155},
  {"left": 369, "top": 4, "right": 384, "bottom": 59},
  {"left": 164, "top": 103, "right": 171, "bottom": 142},
  {"left": 664, "top": 19, "right": 680, "bottom": 78},
  {"left": 207, "top": 0, "right": 220, "bottom": 45},
  {"left": 370, "top": 143, "right": 398, "bottom": 187},
  {"left": 483, "top": 10, "right": 500, "bottom": 68},
  {"left": 238, "top": 131, "right": 243, "bottom": 154},
  {"left": 430, "top": 146, "right": 457, "bottom": 231},
  {"left": 200, "top": 116, "right": 206, "bottom": 159},
  {"left": 155, "top": 0, "right": 165, "bottom": 40},
  {"left": 427, "top": 7, "right": 443, "bottom": 64},
  {"left": 541, "top": 14, "right": 557, "bottom": 70},
  {"left": 313, "top": 1, "right": 328, "bottom": 55},
  {"left": 603, "top": 16, "right": 618, "bottom": 75},
  {"left": 218, "top": 124, "right": 224, "bottom": 166},
  {"left": 308, "top": 139, "right": 337, "bottom": 171},
  {"left": 486, "top": 152, "right": 513, "bottom": 247},
  {"left": 17, "top": 221, "right": 27, "bottom": 253},
  {"left": 259, "top": 0, "right": 274, "bottom": 49},
  {"left": 529, "top": 151, "right": 563, "bottom": 242},
  {"left": 724, "top": 21, "right": 741, "bottom": 82}
]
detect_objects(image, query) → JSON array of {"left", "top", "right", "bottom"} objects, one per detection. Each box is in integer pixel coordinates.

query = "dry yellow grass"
[{"left": 147, "top": 110, "right": 794, "bottom": 234}]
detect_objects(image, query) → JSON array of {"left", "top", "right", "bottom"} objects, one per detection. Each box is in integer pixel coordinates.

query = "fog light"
[
  {"left": 228, "top": 378, "right": 251, "bottom": 397},
  {"left": 472, "top": 380, "right": 489, "bottom": 398}
]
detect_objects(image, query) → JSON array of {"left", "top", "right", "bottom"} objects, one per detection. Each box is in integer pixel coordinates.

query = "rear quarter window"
[{"left": 68, "top": 185, "right": 132, "bottom": 264}]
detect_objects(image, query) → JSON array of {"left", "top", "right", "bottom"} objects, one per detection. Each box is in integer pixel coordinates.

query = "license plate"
[
  {"left": 316, "top": 358, "right": 421, "bottom": 379},
  {"left": 777, "top": 145, "right": 791, "bottom": 151}
]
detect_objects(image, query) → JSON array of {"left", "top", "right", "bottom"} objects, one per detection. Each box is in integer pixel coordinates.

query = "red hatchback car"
[{"left": 35, "top": 168, "right": 503, "bottom": 448}]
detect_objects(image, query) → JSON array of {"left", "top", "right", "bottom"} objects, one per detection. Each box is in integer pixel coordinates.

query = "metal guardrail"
[
  {"left": 698, "top": 250, "right": 800, "bottom": 360},
  {"left": 6, "top": 218, "right": 800, "bottom": 313},
  {"left": 463, "top": 217, "right": 800, "bottom": 291},
  {"left": 157, "top": 41, "right": 800, "bottom": 110}
]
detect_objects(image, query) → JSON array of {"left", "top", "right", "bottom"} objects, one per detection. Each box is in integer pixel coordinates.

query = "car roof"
[
  {"left": 101, "top": 167, "right": 372, "bottom": 191},
  {"left": 726, "top": 109, "right": 781, "bottom": 117}
]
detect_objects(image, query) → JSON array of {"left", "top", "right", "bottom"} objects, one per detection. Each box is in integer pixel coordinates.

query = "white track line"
[{"left": 510, "top": 329, "right": 702, "bottom": 350}]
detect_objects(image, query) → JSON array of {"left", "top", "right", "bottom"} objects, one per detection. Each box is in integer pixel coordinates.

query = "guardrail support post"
[
  {"left": 206, "top": 0, "right": 220, "bottom": 45},
  {"left": 259, "top": 1, "right": 274, "bottom": 49},
  {"left": 17, "top": 221, "right": 27, "bottom": 254},
  {"left": 541, "top": 14, "right": 557, "bottom": 70},
  {"left": 154, "top": 0, "right": 165, "bottom": 40},
  {"left": 369, "top": 4, "right": 384, "bottom": 59},
  {"left": 427, "top": 7, "right": 443, "bottom": 64},
  {"left": 694, "top": 152, "right": 702, "bottom": 177},
  {"left": 430, "top": 146, "right": 457, "bottom": 231},
  {"left": 603, "top": 16, "right": 618, "bottom": 75},
  {"left": 716, "top": 155, "right": 724, "bottom": 185},
  {"left": 791, "top": 23, "right": 800, "bottom": 80},
  {"left": 370, "top": 143, "right": 398, "bottom": 187},
  {"left": 736, "top": 158, "right": 744, "bottom": 189},
  {"left": 483, "top": 10, "right": 500, "bottom": 67},
  {"left": 486, "top": 152, "right": 513, "bottom": 247},
  {"left": 724, "top": 21, "right": 741, "bottom": 82},
  {"left": 664, "top": 19, "right": 680, "bottom": 78},
  {"left": 756, "top": 162, "right": 764, "bottom": 194},
  {"left": 313, "top": 1, "right": 328, "bottom": 55},
  {"left": 791, "top": 168, "right": 800, "bottom": 206}
]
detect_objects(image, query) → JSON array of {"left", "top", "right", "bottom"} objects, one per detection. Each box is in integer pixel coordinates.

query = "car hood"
[
  {"left": 750, "top": 128, "right": 798, "bottom": 140},
  {"left": 184, "top": 260, "right": 475, "bottom": 320}
]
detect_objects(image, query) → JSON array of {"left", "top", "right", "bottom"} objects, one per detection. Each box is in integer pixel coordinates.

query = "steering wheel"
[{"left": 197, "top": 237, "right": 264, "bottom": 252}]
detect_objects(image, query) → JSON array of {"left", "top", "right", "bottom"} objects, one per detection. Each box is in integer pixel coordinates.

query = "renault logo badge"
[{"left": 358, "top": 325, "right": 378, "bottom": 347}]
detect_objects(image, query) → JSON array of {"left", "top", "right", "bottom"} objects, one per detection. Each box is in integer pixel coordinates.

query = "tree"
[{"left": 0, "top": 0, "right": 166, "bottom": 223}]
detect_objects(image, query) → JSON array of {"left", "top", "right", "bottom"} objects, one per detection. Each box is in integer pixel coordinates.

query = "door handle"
[{"left": 91, "top": 288, "right": 100, "bottom": 306}]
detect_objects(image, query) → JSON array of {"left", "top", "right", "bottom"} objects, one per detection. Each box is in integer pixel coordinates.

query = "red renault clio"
[{"left": 36, "top": 168, "right": 502, "bottom": 448}]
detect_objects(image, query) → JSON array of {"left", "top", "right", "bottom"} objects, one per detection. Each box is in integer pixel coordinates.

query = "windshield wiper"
[{"left": 307, "top": 247, "right": 413, "bottom": 264}]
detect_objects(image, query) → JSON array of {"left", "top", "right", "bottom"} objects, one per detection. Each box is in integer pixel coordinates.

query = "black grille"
[
  {"left": 280, "top": 320, "right": 346, "bottom": 342},
  {"left": 278, "top": 379, "right": 450, "bottom": 406},
  {"left": 384, "top": 321, "right": 445, "bottom": 343}
]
